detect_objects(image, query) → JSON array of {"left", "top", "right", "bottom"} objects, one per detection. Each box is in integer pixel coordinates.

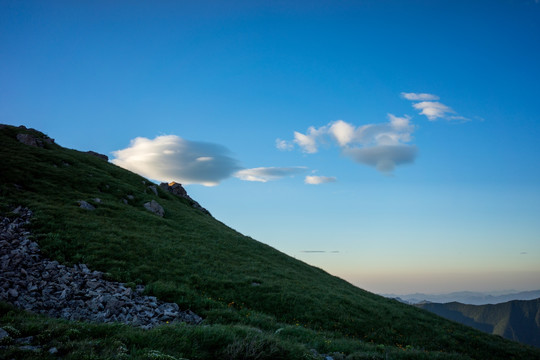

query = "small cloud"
[
  {"left": 275, "top": 138, "right": 294, "bottom": 151},
  {"left": 412, "top": 101, "right": 454, "bottom": 121},
  {"left": 112, "top": 135, "right": 241, "bottom": 186},
  {"left": 293, "top": 127, "right": 324, "bottom": 153},
  {"left": 343, "top": 145, "right": 417, "bottom": 173},
  {"left": 520, "top": 252, "right": 528, "bottom": 255},
  {"left": 234, "top": 166, "right": 307, "bottom": 182},
  {"left": 305, "top": 175, "right": 337, "bottom": 184},
  {"left": 402, "top": 91, "right": 470, "bottom": 121},
  {"left": 300, "top": 250, "right": 340, "bottom": 253},
  {"left": 401, "top": 92, "right": 440, "bottom": 101}
]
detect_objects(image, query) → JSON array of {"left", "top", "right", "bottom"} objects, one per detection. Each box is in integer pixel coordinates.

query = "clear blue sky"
[{"left": 2, "top": 0, "right": 540, "bottom": 294}]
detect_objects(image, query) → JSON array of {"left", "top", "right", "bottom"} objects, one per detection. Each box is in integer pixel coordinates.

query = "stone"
[
  {"left": 0, "top": 328, "right": 9, "bottom": 341},
  {"left": 148, "top": 185, "right": 158, "bottom": 196},
  {"left": 49, "top": 347, "right": 58, "bottom": 354},
  {"left": 78, "top": 200, "right": 95, "bottom": 210},
  {"left": 143, "top": 200, "right": 164, "bottom": 217}
]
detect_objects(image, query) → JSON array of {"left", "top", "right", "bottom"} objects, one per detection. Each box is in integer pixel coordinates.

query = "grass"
[{"left": 1, "top": 124, "right": 540, "bottom": 359}]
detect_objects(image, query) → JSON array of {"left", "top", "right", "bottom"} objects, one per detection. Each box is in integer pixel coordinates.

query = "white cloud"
[
  {"left": 293, "top": 125, "right": 328, "bottom": 153},
  {"left": 329, "top": 120, "right": 355, "bottom": 146},
  {"left": 305, "top": 175, "right": 337, "bottom": 184},
  {"left": 234, "top": 166, "right": 308, "bottom": 182},
  {"left": 275, "top": 138, "right": 294, "bottom": 151},
  {"left": 401, "top": 92, "right": 440, "bottom": 101},
  {"left": 402, "top": 92, "right": 469, "bottom": 121},
  {"left": 412, "top": 101, "right": 454, "bottom": 121},
  {"left": 283, "top": 114, "right": 416, "bottom": 174},
  {"left": 111, "top": 135, "right": 241, "bottom": 186}
]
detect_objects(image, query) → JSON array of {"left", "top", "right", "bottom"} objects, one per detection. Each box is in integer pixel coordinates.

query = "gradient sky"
[{"left": 2, "top": 0, "right": 540, "bottom": 295}]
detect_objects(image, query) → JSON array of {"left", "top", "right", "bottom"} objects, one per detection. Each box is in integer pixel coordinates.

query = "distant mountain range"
[
  {"left": 417, "top": 298, "right": 540, "bottom": 348},
  {"left": 384, "top": 290, "right": 540, "bottom": 305}
]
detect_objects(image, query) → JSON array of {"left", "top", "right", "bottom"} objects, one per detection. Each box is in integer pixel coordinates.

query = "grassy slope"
[
  {"left": 418, "top": 299, "right": 540, "bottom": 348},
  {"left": 1, "top": 124, "right": 539, "bottom": 360}
]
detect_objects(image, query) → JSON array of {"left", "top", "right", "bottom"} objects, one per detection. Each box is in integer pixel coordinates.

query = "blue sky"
[{"left": 2, "top": 0, "right": 540, "bottom": 294}]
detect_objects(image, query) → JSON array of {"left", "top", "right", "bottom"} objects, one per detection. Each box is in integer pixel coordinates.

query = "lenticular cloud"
[{"left": 111, "top": 135, "right": 241, "bottom": 186}]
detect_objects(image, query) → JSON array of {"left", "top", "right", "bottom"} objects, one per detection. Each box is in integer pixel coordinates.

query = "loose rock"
[{"left": 0, "top": 208, "right": 202, "bottom": 328}]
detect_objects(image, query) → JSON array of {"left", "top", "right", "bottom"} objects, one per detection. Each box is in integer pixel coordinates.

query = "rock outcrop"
[
  {"left": 159, "top": 182, "right": 211, "bottom": 216},
  {"left": 0, "top": 208, "right": 201, "bottom": 328},
  {"left": 15, "top": 126, "right": 55, "bottom": 148}
]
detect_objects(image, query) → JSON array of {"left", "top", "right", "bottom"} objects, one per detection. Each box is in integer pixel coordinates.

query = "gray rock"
[
  {"left": 0, "top": 328, "right": 9, "bottom": 341},
  {"left": 78, "top": 200, "right": 95, "bottom": 210},
  {"left": 143, "top": 200, "right": 164, "bottom": 217}
]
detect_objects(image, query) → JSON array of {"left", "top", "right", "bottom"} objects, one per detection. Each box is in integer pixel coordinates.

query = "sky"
[{"left": 2, "top": 0, "right": 540, "bottom": 295}]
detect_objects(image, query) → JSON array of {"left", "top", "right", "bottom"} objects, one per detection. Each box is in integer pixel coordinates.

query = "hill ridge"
[{"left": 417, "top": 298, "right": 540, "bottom": 348}]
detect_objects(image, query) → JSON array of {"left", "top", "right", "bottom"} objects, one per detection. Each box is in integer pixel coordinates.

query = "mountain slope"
[
  {"left": 418, "top": 298, "right": 540, "bottom": 348},
  {"left": 1, "top": 124, "right": 540, "bottom": 359}
]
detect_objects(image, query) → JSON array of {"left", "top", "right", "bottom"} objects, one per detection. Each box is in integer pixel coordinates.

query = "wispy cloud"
[
  {"left": 305, "top": 175, "right": 337, "bottom": 184},
  {"left": 300, "top": 250, "right": 340, "bottom": 253},
  {"left": 280, "top": 115, "right": 417, "bottom": 174},
  {"left": 234, "top": 166, "right": 307, "bottom": 182},
  {"left": 401, "top": 92, "right": 440, "bottom": 101},
  {"left": 403, "top": 92, "right": 468, "bottom": 121},
  {"left": 412, "top": 101, "right": 454, "bottom": 121},
  {"left": 275, "top": 138, "right": 294, "bottom": 151},
  {"left": 111, "top": 135, "right": 241, "bottom": 186}
]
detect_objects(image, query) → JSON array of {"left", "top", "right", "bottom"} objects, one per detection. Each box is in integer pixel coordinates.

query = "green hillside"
[
  {"left": 1, "top": 124, "right": 540, "bottom": 360},
  {"left": 418, "top": 299, "right": 540, "bottom": 348}
]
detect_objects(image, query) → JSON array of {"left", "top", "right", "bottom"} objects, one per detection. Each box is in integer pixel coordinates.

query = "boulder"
[
  {"left": 160, "top": 182, "right": 188, "bottom": 197},
  {"left": 143, "top": 200, "right": 164, "bottom": 217}
]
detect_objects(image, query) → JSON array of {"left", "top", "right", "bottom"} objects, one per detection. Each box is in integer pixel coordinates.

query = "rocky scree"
[{"left": 0, "top": 207, "right": 202, "bottom": 329}]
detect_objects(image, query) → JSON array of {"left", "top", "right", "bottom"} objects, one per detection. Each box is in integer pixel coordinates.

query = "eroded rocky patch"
[{"left": 0, "top": 207, "right": 201, "bottom": 329}]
